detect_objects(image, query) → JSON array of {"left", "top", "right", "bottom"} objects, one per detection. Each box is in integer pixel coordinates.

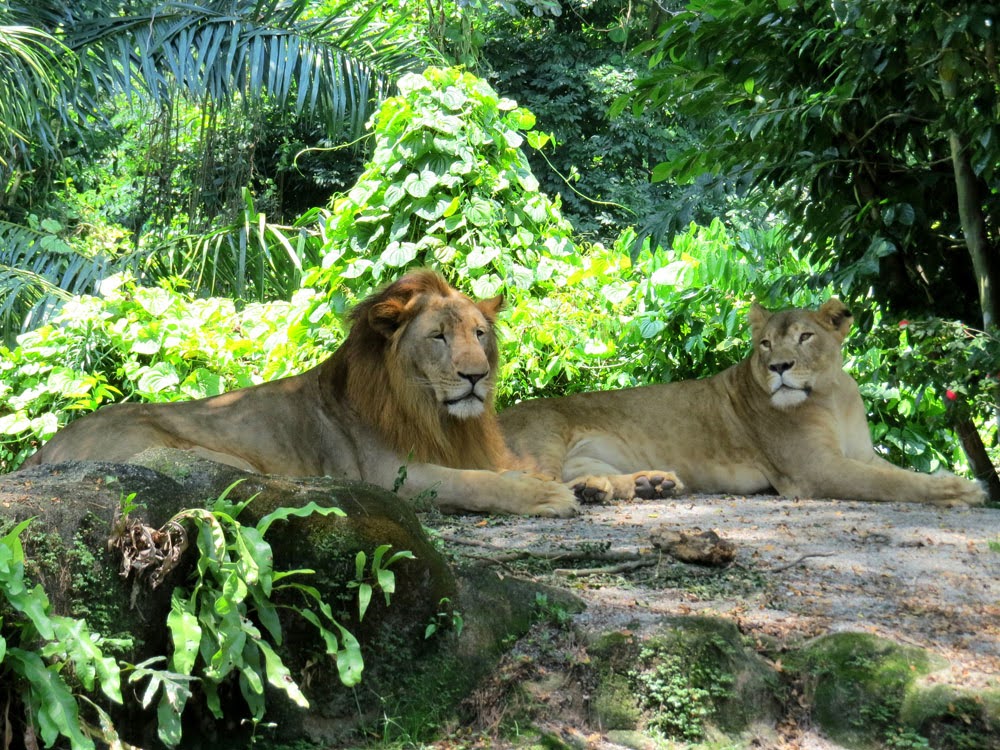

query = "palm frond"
[
  {"left": 0, "top": 20, "right": 67, "bottom": 167},
  {"left": 139, "top": 193, "right": 328, "bottom": 301},
  {"left": 66, "top": 0, "right": 438, "bottom": 138},
  {"left": 0, "top": 221, "right": 112, "bottom": 343}
]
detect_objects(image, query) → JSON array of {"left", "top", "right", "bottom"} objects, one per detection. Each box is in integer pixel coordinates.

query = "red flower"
[
  {"left": 945, "top": 389, "right": 958, "bottom": 401},
  {"left": 898, "top": 320, "right": 909, "bottom": 328}
]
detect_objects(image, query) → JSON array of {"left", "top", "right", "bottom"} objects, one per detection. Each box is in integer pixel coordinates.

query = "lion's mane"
[{"left": 319, "top": 270, "right": 510, "bottom": 471}]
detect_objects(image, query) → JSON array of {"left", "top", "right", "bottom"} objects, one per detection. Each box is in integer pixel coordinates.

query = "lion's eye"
[
  {"left": 760, "top": 339, "right": 771, "bottom": 350},
  {"left": 799, "top": 332, "right": 813, "bottom": 344},
  {"left": 432, "top": 332, "right": 447, "bottom": 342},
  {"left": 475, "top": 328, "right": 486, "bottom": 339}
]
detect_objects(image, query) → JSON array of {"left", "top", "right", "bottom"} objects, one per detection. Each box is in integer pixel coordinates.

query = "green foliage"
[
  {"left": 854, "top": 317, "right": 1000, "bottom": 471},
  {"left": 0, "top": 276, "right": 334, "bottom": 470},
  {"left": 499, "top": 219, "right": 831, "bottom": 402},
  {"left": 483, "top": 2, "right": 668, "bottom": 243},
  {"left": 2, "top": 0, "right": 433, "bottom": 194},
  {"left": 424, "top": 596, "right": 463, "bottom": 640},
  {"left": 531, "top": 592, "right": 572, "bottom": 629},
  {"left": 349, "top": 544, "right": 415, "bottom": 621},
  {"left": 2, "top": 491, "right": 408, "bottom": 747},
  {"left": 628, "top": 639, "right": 734, "bottom": 741},
  {"left": 0, "top": 519, "right": 123, "bottom": 750},
  {"left": 0, "top": 0, "right": 437, "bottom": 340},
  {"left": 305, "top": 65, "right": 576, "bottom": 298},
  {"left": 0, "top": 17, "right": 65, "bottom": 167},
  {"left": 127, "top": 483, "right": 408, "bottom": 746},
  {"left": 627, "top": 0, "right": 999, "bottom": 320},
  {"left": 481, "top": 1, "right": 728, "bottom": 248}
]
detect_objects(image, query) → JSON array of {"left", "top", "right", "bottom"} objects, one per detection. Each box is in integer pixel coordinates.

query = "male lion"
[
  {"left": 501, "top": 298, "right": 986, "bottom": 507},
  {"left": 21, "top": 271, "right": 578, "bottom": 517}
]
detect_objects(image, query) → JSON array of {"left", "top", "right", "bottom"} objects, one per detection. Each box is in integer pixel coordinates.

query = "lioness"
[
  {"left": 21, "top": 271, "right": 578, "bottom": 517},
  {"left": 502, "top": 298, "right": 986, "bottom": 507}
]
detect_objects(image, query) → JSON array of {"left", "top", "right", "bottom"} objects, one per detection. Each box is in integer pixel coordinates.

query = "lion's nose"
[
  {"left": 459, "top": 371, "right": 487, "bottom": 387},
  {"left": 769, "top": 361, "right": 794, "bottom": 374}
]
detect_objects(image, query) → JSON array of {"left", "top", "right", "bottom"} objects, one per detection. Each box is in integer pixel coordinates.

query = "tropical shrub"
[
  {"left": 499, "top": 219, "right": 832, "bottom": 402},
  {"left": 2, "top": 488, "right": 401, "bottom": 746},
  {"left": 0, "top": 519, "right": 124, "bottom": 750},
  {"left": 118, "top": 486, "right": 400, "bottom": 746},
  {"left": 304, "top": 65, "right": 577, "bottom": 300},
  {"left": 0, "top": 276, "right": 336, "bottom": 471}
]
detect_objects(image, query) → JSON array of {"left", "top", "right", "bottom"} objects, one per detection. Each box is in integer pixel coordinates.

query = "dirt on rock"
[{"left": 426, "top": 494, "right": 1000, "bottom": 748}]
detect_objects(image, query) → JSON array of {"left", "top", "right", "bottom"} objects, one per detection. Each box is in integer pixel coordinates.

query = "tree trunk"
[
  {"left": 947, "top": 128, "right": 1000, "bottom": 328},
  {"left": 952, "top": 413, "right": 1000, "bottom": 502},
  {"left": 941, "top": 65, "right": 1000, "bottom": 499}
]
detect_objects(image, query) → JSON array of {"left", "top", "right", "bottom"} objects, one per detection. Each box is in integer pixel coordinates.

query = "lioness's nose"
[
  {"left": 769, "top": 361, "right": 794, "bottom": 374},
  {"left": 459, "top": 371, "right": 487, "bottom": 386}
]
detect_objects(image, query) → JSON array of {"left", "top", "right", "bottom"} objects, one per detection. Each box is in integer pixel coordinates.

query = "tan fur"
[
  {"left": 502, "top": 298, "right": 986, "bottom": 507},
  {"left": 21, "top": 271, "right": 578, "bottom": 517}
]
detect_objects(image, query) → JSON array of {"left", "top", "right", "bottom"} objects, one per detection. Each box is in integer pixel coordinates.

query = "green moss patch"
[
  {"left": 788, "top": 632, "right": 940, "bottom": 748},
  {"left": 589, "top": 616, "right": 779, "bottom": 743}
]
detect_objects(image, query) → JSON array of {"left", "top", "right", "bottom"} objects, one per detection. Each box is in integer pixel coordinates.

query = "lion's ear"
[
  {"left": 748, "top": 302, "right": 771, "bottom": 335},
  {"left": 818, "top": 298, "right": 853, "bottom": 340},
  {"left": 368, "top": 298, "right": 407, "bottom": 338},
  {"left": 477, "top": 294, "right": 505, "bottom": 324}
]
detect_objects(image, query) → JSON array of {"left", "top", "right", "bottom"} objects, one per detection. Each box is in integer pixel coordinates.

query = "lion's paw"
[
  {"left": 632, "top": 471, "right": 683, "bottom": 500},
  {"left": 571, "top": 476, "right": 614, "bottom": 504},
  {"left": 499, "top": 472, "right": 579, "bottom": 516},
  {"left": 529, "top": 481, "right": 580, "bottom": 517}
]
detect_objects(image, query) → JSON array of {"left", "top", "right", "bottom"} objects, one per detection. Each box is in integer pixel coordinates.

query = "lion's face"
[
  {"left": 749, "top": 298, "right": 853, "bottom": 409},
  {"left": 394, "top": 294, "right": 501, "bottom": 419},
  {"left": 360, "top": 274, "right": 504, "bottom": 423}
]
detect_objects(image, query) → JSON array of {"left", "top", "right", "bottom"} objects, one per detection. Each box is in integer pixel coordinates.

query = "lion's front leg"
[
  {"left": 401, "top": 464, "right": 580, "bottom": 517},
  {"left": 569, "top": 471, "right": 683, "bottom": 503}
]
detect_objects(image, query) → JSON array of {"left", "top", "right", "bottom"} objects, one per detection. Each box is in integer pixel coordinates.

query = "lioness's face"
[
  {"left": 397, "top": 294, "right": 501, "bottom": 420},
  {"left": 749, "top": 299, "right": 853, "bottom": 409}
]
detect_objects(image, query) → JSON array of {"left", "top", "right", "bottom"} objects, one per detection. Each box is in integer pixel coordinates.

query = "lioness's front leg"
[
  {"left": 569, "top": 470, "right": 683, "bottom": 503},
  {"left": 777, "top": 457, "right": 986, "bottom": 507}
]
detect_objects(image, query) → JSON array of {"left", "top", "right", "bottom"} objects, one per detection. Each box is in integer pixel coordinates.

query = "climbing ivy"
[{"left": 305, "top": 66, "right": 577, "bottom": 299}]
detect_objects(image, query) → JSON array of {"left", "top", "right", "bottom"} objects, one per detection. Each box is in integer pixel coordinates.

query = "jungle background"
[
  {"left": 1, "top": 1, "right": 1000, "bottom": 748},
  {"left": 3, "top": 0, "right": 1000, "bottom": 485}
]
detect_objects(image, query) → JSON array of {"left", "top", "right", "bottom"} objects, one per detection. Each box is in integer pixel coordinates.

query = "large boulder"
[{"left": 0, "top": 449, "right": 574, "bottom": 748}]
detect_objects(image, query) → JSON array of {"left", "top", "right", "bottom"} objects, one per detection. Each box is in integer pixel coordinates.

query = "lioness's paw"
[
  {"left": 632, "top": 471, "right": 684, "bottom": 500},
  {"left": 930, "top": 475, "right": 987, "bottom": 507},
  {"left": 571, "top": 472, "right": 683, "bottom": 503}
]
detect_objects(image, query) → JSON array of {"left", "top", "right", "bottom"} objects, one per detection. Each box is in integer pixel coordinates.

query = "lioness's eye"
[{"left": 799, "top": 332, "right": 813, "bottom": 344}]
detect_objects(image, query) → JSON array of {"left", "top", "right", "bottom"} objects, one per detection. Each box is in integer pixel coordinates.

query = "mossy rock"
[
  {"left": 0, "top": 452, "right": 454, "bottom": 746},
  {"left": 784, "top": 631, "right": 1000, "bottom": 749},
  {"left": 0, "top": 450, "right": 589, "bottom": 748},
  {"left": 902, "top": 683, "right": 1000, "bottom": 750},
  {"left": 587, "top": 616, "right": 780, "bottom": 743},
  {"left": 363, "top": 571, "right": 585, "bottom": 743}
]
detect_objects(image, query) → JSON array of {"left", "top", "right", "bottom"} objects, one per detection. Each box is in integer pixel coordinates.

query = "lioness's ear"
[
  {"left": 818, "top": 298, "right": 853, "bottom": 340},
  {"left": 477, "top": 294, "right": 505, "bottom": 324},
  {"left": 368, "top": 298, "right": 406, "bottom": 338},
  {"left": 748, "top": 302, "right": 771, "bottom": 335}
]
